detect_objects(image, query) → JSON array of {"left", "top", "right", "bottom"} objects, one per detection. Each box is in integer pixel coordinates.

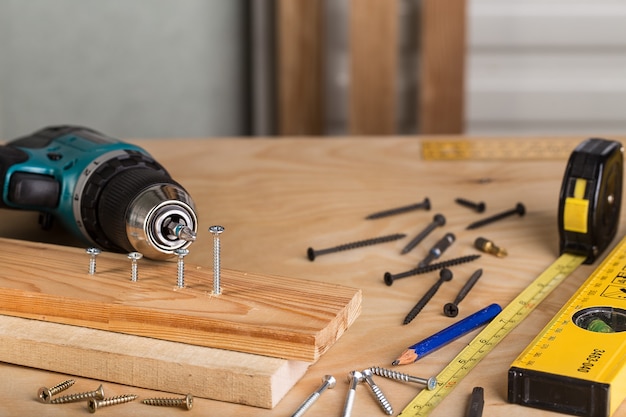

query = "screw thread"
[
  {"left": 89, "top": 394, "right": 137, "bottom": 412},
  {"left": 308, "top": 233, "right": 406, "bottom": 261},
  {"left": 365, "top": 198, "right": 430, "bottom": 219},
  {"left": 177, "top": 256, "right": 185, "bottom": 288},
  {"left": 369, "top": 367, "right": 436, "bottom": 388},
  {"left": 49, "top": 379, "right": 75, "bottom": 396},
  {"left": 51, "top": 385, "right": 104, "bottom": 404},
  {"left": 213, "top": 235, "right": 221, "bottom": 294},
  {"left": 88, "top": 257, "right": 96, "bottom": 275},
  {"left": 142, "top": 394, "right": 192, "bottom": 409},
  {"left": 130, "top": 261, "right": 138, "bottom": 282},
  {"left": 384, "top": 254, "right": 481, "bottom": 285},
  {"left": 364, "top": 379, "right": 393, "bottom": 415},
  {"left": 291, "top": 392, "right": 321, "bottom": 417}
]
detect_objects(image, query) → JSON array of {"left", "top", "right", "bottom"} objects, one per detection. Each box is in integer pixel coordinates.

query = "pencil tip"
[{"left": 391, "top": 360, "right": 399, "bottom": 366}]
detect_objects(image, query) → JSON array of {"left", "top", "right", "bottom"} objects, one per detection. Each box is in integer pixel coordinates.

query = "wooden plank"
[
  {"left": 0, "top": 237, "right": 361, "bottom": 362},
  {"left": 276, "top": 0, "right": 324, "bottom": 135},
  {"left": 349, "top": 0, "right": 398, "bottom": 134},
  {"left": 0, "top": 315, "right": 309, "bottom": 409},
  {"left": 419, "top": 0, "right": 466, "bottom": 134}
]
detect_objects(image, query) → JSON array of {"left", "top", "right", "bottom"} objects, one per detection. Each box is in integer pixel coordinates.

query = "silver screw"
[
  {"left": 50, "top": 384, "right": 105, "bottom": 404},
  {"left": 362, "top": 369, "right": 393, "bottom": 415},
  {"left": 341, "top": 371, "right": 364, "bottom": 417},
  {"left": 290, "top": 375, "right": 336, "bottom": 417},
  {"left": 209, "top": 225, "right": 225, "bottom": 295},
  {"left": 86, "top": 247, "right": 101, "bottom": 275},
  {"left": 174, "top": 248, "right": 190, "bottom": 288},
  {"left": 37, "top": 379, "right": 75, "bottom": 403},
  {"left": 88, "top": 394, "right": 138, "bottom": 413},
  {"left": 143, "top": 393, "right": 193, "bottom": 410},
  {"left": 127, "top": 252, "right": 143, "bottom": 282},
  {"left": 369, "top": 366, "right": 437, "bottom": 390}
]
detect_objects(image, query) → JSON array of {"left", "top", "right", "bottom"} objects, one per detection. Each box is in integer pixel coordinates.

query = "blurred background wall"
[{"left": 1, "top": 0, "right": 625, "bottom": 139}]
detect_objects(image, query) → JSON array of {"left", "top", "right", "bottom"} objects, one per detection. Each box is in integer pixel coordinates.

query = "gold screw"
[
  {"left": 88, "top": 394, "right": 138, "bottom": 413},
  {"left": 143, "top": 393, "right": 193, "bottom": 410},
  {"left": 37, "top": 379, "right": 75, "bottom": 403},
  {"left": 50, "top": 384, "right": 105, "bottom": 404}
]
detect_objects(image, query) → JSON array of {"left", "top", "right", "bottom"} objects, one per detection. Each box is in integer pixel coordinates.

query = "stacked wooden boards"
[{"left": 0, "top": 237, "right": 361, "bottom": 408}]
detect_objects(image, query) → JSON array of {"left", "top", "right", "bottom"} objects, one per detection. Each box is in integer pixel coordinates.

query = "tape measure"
[
  {"left": 400, "top": 138, "right": 624, "bottom": 416},
  {"left": 422, "top": 137, "right": 584, "bottom": 160}
]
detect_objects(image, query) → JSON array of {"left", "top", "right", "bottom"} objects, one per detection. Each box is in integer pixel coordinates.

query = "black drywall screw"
[
  {"left": 466, "top": 203, "right": 526, "bottom": 230},
  {"left": 403, "top": 268, "right": 453, "bottom": 325},
  {"left": 401, "top": 214, "right": 446, "bottom": 255},
  {"left": 443, "top": 269, "right": 483, "bottom": 317},
  {"left": 417, "top": 233, "right": 455, "bottom": 267},
  {"left": 455, "top": 198, "right": 486, "bottom": 213},
  {"left": 365, "top": 197, "right": 430, "bottom": 220},
  {"left": 384, "top": 254, "right": 481, "bottom": 286},
  {"left": 307, "top": 233, "right": 406, "bottom": 261}
]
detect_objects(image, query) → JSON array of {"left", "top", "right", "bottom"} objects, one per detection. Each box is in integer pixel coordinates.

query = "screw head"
[
  {"left": 88, "top": 398, "right": 98, "bottom": 413},
  {"left": 174, "top": 248, "right": 189, "bottom": 257},
  {"left": 426, "top": 376, "right": 438, "bottom": 390},
  {"left": 209, "top": 225, "right": 225, "bottom": 235},
  {"left": 94, "top": 384, "right": 105, "bottom": 400},
  {"left": 440, "top": 268, "right": 453, "bottom": 282},
  {"left": 348, "top": 370, "right": 364, "bottom": 383},
  {"left": 37, "top": 387, "right": 53, "bottom": 403},
  {"left": 515, "top": 202, "right": 526, "bottom": 216},
  {"left": 422, "top": 197, "right": 431, "bottom": 210},
  {"left": 184, "top": 394, "right": 194, "bottom": 410},
  {"left": 127, "top": 252, "right": 143, "bottom": 261},
  {"left": 322, "top": 374, "right": 336, "bottom": 389},
  {"left": 433, "top": 213, "right": 446, "bottom": 226},
  {"left": 86, "top": 247, "right": 101, "bottom": 256},
  {"left": 443, "top": 302, "right": 459, "bottom": 317}
]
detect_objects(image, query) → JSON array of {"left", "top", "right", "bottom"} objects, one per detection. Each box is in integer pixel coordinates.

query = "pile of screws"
[
  {"left": 84, "top": 224, "right": 225, "bottom": 293},
  {"left": 37, "top": 379, "right": 193, "bottom": 412},
  {"left": 290, "top": 368, "right": 436, "bottom": 417}
]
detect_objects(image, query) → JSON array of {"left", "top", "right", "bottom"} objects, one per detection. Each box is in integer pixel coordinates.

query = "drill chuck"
[{"left": 1, "top": 126, "right": 198, "bottom": 260}]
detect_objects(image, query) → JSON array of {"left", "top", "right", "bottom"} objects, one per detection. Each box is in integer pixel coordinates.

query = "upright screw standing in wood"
[
  {"left": 209, "top": 225, "right": 225, "bottom": 295},
  {"left": 127, "top": 252, "right": 143, "bottom": 282},
  {"left": 361, "top": 369, "right": 393, "bottom": 415},
  {"left": 88, "top": 394, "right": 138, "bottom": 413},
  {"left": 143, "top": 393, "right": 193, "bottom": 410},
  {"left": 174, "top": 248, "right": 189, "bottom": 288},
  {"left": 86, "top": 247, "right": 101, "bottom": 275},
  {"left": 37, "top": 379, "right": 75, "bottom": 403},
  {"left": 50, "top": 384, "right": 105, "bottom": 404},
  {"left": 290, "top": 375, "right": 336, "bottom": 417},
  {"left": 341, "top": 371, "right": 364, "bottom": 417}
]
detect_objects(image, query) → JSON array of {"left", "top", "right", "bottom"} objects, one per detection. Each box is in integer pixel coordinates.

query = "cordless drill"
[{"left": 0, "top": 125, "right": 198, "bottom": 260}]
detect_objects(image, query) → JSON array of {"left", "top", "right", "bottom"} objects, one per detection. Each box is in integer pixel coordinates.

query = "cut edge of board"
[{"left": 0, "top": 314, "right": 310, "bottom": 408}]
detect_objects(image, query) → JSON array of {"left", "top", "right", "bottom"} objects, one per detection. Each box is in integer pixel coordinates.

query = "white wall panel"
[{"left": 467, "top": 0, "right": 626, "bottom": 135}]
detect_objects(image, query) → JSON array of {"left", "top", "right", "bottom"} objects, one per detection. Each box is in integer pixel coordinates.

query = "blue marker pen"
[{"left": 392, "top": 303, "right": 502, "bottom": 365}]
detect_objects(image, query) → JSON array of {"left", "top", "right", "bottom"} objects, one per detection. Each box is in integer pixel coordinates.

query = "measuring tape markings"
[{"left": 399, "top": 253, "right": 586, "bottom": 416}]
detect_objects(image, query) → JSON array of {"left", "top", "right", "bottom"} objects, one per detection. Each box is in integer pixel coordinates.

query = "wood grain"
[
  {"left": 0, "top": 238, "right": 361, "bottom": 362},
  {"left": 349, "top": 0, "right": 398, "bottom": 134},
  {"left": 276, "top": 0, "right": 324, "bottom": 135},
  {"left": 419, "top": 0, "right": 467, "bottom": 133}
]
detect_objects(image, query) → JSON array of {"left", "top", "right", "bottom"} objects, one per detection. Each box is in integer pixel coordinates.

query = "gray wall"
[{"left": 0, "top": 0, "right": 247, "bottom": 140}]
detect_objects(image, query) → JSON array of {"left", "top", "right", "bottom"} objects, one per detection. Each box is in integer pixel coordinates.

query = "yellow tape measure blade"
[{"left": 399, "top": 253, "right": 586, "bottom": 417}]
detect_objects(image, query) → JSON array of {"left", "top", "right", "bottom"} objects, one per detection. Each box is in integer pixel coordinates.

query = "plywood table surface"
[{"left": 2, "top": 135, "right": 626, "bottom": 416}]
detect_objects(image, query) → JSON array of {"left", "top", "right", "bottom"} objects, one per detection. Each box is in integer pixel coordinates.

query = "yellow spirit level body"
[{"left": 508, "top": 237, "right": 626, "bottom": 416}]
